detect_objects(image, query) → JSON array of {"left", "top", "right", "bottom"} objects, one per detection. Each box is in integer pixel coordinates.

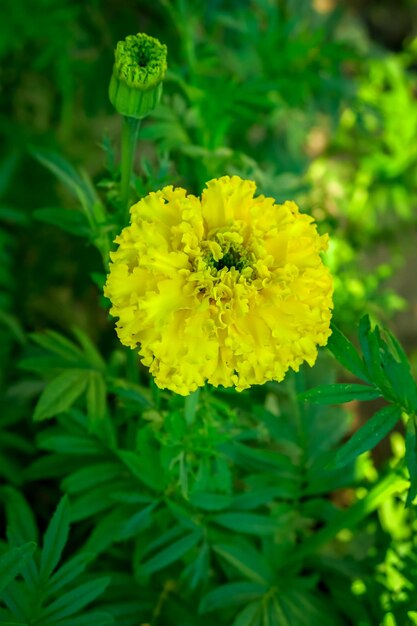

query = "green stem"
[
  {"left": 120, "top": 115, "right": 140, "bottom": 222},
  {"left": 282, "top": 467, "right": 407, "bottom": 570},
  {"left": 184, "top": 389, "right": 200, "bottom": 426}
]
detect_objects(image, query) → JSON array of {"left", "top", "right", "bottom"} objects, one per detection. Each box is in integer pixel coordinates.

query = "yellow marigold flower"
[{"left": 104, "top": 176, "right": 333, "bottom": 395}]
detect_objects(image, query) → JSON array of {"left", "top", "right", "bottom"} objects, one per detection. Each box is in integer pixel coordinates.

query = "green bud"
[{"left": 109, "top": 33, "right": 167, "bottom": 119}]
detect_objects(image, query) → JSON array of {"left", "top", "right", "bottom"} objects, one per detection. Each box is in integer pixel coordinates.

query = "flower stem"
[{"left": 120, "top": 115, "right": 140, "bottom": 222}]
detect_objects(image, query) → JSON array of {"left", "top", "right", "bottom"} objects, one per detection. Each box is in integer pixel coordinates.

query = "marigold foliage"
[{"left": 104, "top": 176, "right": 333, "bottom": 395}]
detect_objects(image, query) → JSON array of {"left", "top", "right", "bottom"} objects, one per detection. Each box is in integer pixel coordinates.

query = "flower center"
[
  {"left": 209, "top": 245, "right": 248, "bottom": 273},
  {"left": 136, "top": 49, "right": 150, "bottom": 67}
]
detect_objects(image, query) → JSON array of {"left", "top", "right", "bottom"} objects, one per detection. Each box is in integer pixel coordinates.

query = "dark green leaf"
[
  {"left": 33, "top": 208, "right": 90, "bottom": 237},
  {"left": 139, "top": 530, "right": 202, "bottom": 576},
  {"left": 200, "top": 582, "right": 265, "bottom": 613},
  {"left": 189, "top": 492, "right": 233, "bottom": 511},
  {"left": 232, "top": 601, "right": 262, "bottom": 626},
  {"left": 0, "top": 543, "right": 36, "bottom": 593},
  {"left": 61, "top": 462, "right": 122, "bottom": 495},
  {"left": 118, "top": 449, "right": 165, "bottom": 492},
  {"left": 4, "top": 488, "right": 38, "bottom": 544},
  {"left": 40, "top": 496, "right": 71, "bottom": 581},
  {"left": 33, "top": 370, "right": 88, "bottom": 421},
  {"left": 46, "top": 553, "right": 94, "bottom": 597},
  {"left": 53, "top": 612, "right": 114, "bottom": 626},
  {"left": 86, "top": 372, "right": 107, "bottom": 421},
  {"left": 213, "top": 543, "right": 272, "bottom": 585},
  {"left": 329, "top": 404, "right": 402, "bottom": 469},
  {"left": 40, "top": 577, "right": 110, "bottom": 621},
  {"left": 212, "top": 512, "right": 283, "bottom": 535}
]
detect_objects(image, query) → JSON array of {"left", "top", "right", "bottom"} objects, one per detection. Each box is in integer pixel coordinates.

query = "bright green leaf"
[{"left": 299, "top": 383, "right": 382, "bottom": 405}]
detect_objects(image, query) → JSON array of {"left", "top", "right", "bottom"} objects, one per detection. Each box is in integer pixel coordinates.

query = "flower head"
[
  {"left": 109, "top": 33, "right": 167, "bottom": 119},
  {"left": 104, "top": 176, "right": 333, "bottom": 395}
]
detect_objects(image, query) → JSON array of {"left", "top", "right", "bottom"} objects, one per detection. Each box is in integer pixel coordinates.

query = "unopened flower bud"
[{"left": 109, "top": 33, "right": 167, "bottom": 119}]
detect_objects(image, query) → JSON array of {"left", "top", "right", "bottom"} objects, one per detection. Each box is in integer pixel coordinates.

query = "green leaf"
[
  {"left": 232, "top": 601, "right": 262, "bottom": 626},
  {"left": 298, "top": 383, "right": 382, "bottom": 405},
  {"left": 3, "top": 488, "right": 38, "bottom": 544},
  {"left": 118, "top": 449, "right": 165, "bottom": 492},
  {"left": 327, "top": 323, "right": 369, "bottom": 381},
  {"left": 46, "top": 553, "right": 94, "bottom": 597},
  {"left": 40, "top": 496, "right": 71, "bottom": 581},
  {"left": 0, "top": 543, "right": 36, "bottom": 593},
  {"left": 405, "top": 416, "right": 417, "bottom": 507},
  {"left": 33, "top": 208, "right": 90, "bottom": 237},
  {"left": 139, "top": 530, "right": 202, "bottom": 576},
  {"left": 117, "top": 502, "right": 157, "bottom": 541},
  {"left": 61, "top": 463, "right": 122, "bottom": 495},
  {"left": 53, "top": 612, "right": 114, "bottom": 626},
  {"left": 30, "top": 331, "right": 83, "bottom": 361},
  {"left": 38, "top": 434, "right": 104, "bottom": 456},
  {"left": 200, "top": 582, "right": 266, "bottom": 613},
  {"left": 329, "top": 404, "right": 402, "bottom": 469},
  {"left": 40, "top": 577, "right": 110, "bottom": 621},
  {"left": 86, "top": 372, "right": 107, "bottom": 420},
  {"left": 212, "top": 512, "right": 283, "bottom": 535},
  {"left": 31, "top": 149, "right": 97, "bottom": 221},
  {"left": 71, "top": 328, "right": 106, "bottom": 371},
  {"left": 189, "top": 492, "right": 233, "bottom": 511},
  {"left": 33, "top": 370, "right": 89, "bottom": 421},
  {"left": 358, "top": 316, "right": 392, "bottom": 396},
  {"left": 213, "top": 543, "right": 272, "bottom": 585}
]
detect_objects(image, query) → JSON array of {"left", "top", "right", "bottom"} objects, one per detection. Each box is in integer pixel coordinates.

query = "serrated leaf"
[
  {"left": 299, "top": 383, "right": 382, "bottom": 405},
  {"left": 46, "top": 552, "right": 94, "bottom": 597},
  {"left": 329, "top": 404, "right": 402, "bottom": 469},
  {"left": 405, "top": 416, "right": 417, "bottom": 507},
  {"left": 213, "top": 543, "right": 272, "bottom": 585},
  {"left": 33, "top": 370, "right": 88, "bottom": 421},
  {"left": 40, "top": 496, "right": 71, "bottom": 581},
  {"left": 0, "top": 543, "right": 36, "bottom": 593},
  {"left": 139, "top": 530, "right": 202, "bottom": 576},
  {"left": 200, "top": 582, "right": 265, "bottom": 613},
  {"left": 212, "top": 512, "right": 283, "bottom": 535},
  {"left": 40, "top": 577, "right": 110, "bottom": 621},
  {"left": 327, "top": 323, "right": 368, "bottom": 381}
]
